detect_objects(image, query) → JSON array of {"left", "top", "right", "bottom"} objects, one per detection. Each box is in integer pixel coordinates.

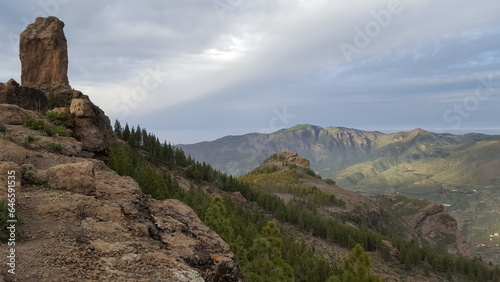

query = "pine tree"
[
  {"left": 114, "top": 120, "right": 123, "bottom": 138},
  {"left": 244, "top": 221, "right": 295, "bottom": 282},
  {"left": 327, "top": 244, "right": 383, "bottom": 282},
  {"left": 122, "top": 123, "right": 131, "bottom": 141},
  {"left": 204, "top": 196, "right": 234, "bottom": 242}
]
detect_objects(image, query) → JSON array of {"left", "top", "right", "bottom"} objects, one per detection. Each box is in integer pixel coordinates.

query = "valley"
[{"left": 180, "top": 124, "right": 500, "bottom": 265}]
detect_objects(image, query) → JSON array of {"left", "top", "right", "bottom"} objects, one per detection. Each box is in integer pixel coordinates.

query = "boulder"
[
  {"left": 45, "top": 161, "right": 96, "bottom": 195},
  {"left": 20, "top": 16, "right": 70, "bottom": 90},
  {"left": 70, "top": 98, "right": 114, "bottom": 155}
]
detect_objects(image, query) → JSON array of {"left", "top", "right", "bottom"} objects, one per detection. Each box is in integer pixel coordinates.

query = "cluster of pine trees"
[{"left": 109, "top": 121, "right": 500, "bottom": 281}]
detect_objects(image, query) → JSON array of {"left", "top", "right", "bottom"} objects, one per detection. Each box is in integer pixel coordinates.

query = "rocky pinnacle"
[{"left": 19, "top": 16, "right": 71, "bottom": 90}]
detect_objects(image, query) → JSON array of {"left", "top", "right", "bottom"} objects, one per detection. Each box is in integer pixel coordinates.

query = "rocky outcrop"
[
  {"left": 2, "top": 16, "right": 114, "bottom": 157},
  {"left": 260, "top": 151, "right": 310, "bottom": 170},
  {"left": 376, "top": 194, "right": 470, "bottom": 257},
  {"left": 229, "top": 192, "right": 247, "bottom": 204},
  {"left": 0, "top": 104, "right": 41, "bottom": 125},
  {"left": 0, "top": 153, "right": 244, "bottom": 281},
  {"left": 20, "top": 16, "right": 70, "bottom": 90},
  {"left": 70, "top": 98, "right": 114, "bottom": 156},
  {"left": 277, "top": 151, "right": 311, "bottom": 169},
  {"left": 0, "top": 79, "right": 48, "bottom": 112}
]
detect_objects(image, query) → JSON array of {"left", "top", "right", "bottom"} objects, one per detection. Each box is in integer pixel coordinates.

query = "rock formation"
[
  {"left": 7, "top": 17, "right": 115, "bottom": 157},
  {"left": 259, "top": 151, "right": 311, "bottom": 170},
  {"left": 0, "top": 17, "right": 245, "bottom": 281},
  {"left": 0, "top": 147, "right": 244, "bottom": 281},
  {"left": 69, "top": 97, "right": 114, "bottom": 156},
  {"left": 375, "top": 194, "right": 470, "bottom": 256},
  {"left": 20, "top": 16, "right": 70, "bottom": 90},
  {"left": 0, "top": 79, "right": 48, "bottom": 112}
]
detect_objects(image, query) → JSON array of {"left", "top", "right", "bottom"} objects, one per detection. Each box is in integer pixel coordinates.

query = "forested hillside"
[{"left": 107, "top": 121, "right": 500, "bottom": 281}]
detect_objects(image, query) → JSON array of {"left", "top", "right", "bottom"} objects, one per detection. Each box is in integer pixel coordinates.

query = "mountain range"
[{"left": 179, "top": 124, "right": 500, "bottom": 264}]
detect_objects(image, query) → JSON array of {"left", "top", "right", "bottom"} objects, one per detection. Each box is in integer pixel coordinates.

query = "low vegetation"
[
  {"left": 21, "top": 164, "right": 47, "bottom": 185},
  {"left": 46, "top": 143, "right": 64, "bottom": 154},
  {"left": 45, "top": 109, "right": 71, "bottom": 127},
  {"left": 23, "top": 118, "right": 69, "bottom": 137}
]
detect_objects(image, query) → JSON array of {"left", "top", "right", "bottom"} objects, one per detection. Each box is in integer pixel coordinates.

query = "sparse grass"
[
  {"left": 0, "top": 132, "right": 20, "bottom": 145},
  {"left": 46, "top": 143, "right": 64, "bottom": 154},
  {"left": 27, "top": 135, "right": 36, "bottom": 143}
]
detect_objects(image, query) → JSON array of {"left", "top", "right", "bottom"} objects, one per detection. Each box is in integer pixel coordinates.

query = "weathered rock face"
[
  {"left": 70, "top": 97, "right": 114, "bottom": 156},
  {"left": 0, "top": 154, "right": 245, "bottom": 281},
  {"left": 0, "top": 103, "right": 41, "bottom": 125},
  {"left": 20, "top": 16, "right": 70, "bottom": 90},
  {"left": 0, "top": 79, "right": 48, "bottom": 112},
  {"left": 45, "top": 161, "right": 97, "bottom": 195},
  {"left": 375, "top": 194, "right": 470, "bottom": 257}
]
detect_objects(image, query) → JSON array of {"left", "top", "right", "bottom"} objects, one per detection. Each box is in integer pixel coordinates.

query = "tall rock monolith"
[{"left": 19, "top": 16, "right": 71, "bottom": 90}]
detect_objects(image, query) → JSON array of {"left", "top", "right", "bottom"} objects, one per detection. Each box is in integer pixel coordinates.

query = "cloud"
[{"left": 1, "top": 0, "right": 499, "bottom": 143}]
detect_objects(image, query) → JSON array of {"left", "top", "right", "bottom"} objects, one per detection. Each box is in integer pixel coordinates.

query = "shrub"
[
  {"left": 54, "top": 126, "right": 69, "bottom": 137},
  {"left": 0, "top": 123, "right": 6, "bottom": 134},
  {"left": 45, "top": 110, "right": 70, "bottom": 127},
  {"left": 21, "top": 164, "right": 47, "bottom": 185},
  {"left": 27, "top": 135, "right": 36, "bottom": 143},
  {"left": 23, "top": 119, "right": 46, "bottom": 131},
  {"left": 46, "top": 143, "right": 64, "bottom": 154}
]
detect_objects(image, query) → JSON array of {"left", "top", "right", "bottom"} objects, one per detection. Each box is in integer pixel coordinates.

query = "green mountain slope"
[
  {"left": 107, "top": 124, "right": 500, "bottom": 281},
  {"left": 179, "top": 124, "right": 500, "bottom": 265}
]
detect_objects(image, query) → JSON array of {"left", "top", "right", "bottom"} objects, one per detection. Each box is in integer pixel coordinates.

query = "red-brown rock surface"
[{"left": 20, "top": 16, "right": 70, "bottom": 90}]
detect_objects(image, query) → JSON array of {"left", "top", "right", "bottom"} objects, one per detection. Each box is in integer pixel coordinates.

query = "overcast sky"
[{"left": 1, "top": 1, "right": 499, "bottom": 144}]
